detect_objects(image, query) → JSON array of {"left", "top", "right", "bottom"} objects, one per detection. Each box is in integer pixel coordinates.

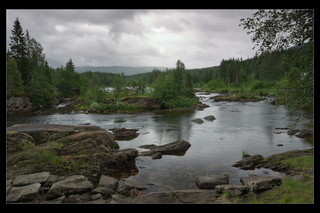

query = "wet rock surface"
[
  {"left": 139, "top": 140, "right": 191, "bottom": 158},
  {"left": 108, "top": 127, "right": 140, "bottom": 140}
]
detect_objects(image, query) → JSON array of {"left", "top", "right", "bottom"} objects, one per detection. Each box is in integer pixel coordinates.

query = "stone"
[
  {"left": 46, "top": 175, "right": 93, "bottom": 199},
  {"left": 7, "top": 183, "right": 41, "bottom": 202},
  {"left": 108, "top": 127, "right": 139, "bottom": 140},
  {"left": 215, "top": 184, "right": 249, "bottom": 196},
  {"left": 240, "top": 176, "right": 282, "bottom": 192},
  {"left": 295, "top": 130, "right": 313, "bottom": 138},
  {"left": 62, "top": 193, "right": 90, "bottom": 203},
  {"left": 7, "top": 96, "right": 32, "bottom": 114},
  {"left": 191, "top": 118, "right": 204, "bottom": 124},
  {"left": 90, "top": 193, "right": 102, "bottom": 200},
  {"left": 139, "top": 140, "right": 191, "bottom": 157},
  {"left": 232, "top": 154, "right": 264, "bottom": 170},
  {"left": 203, "top": 115, "right": 216, "bottom": 121},
  {"left": 195, "top": 173, "right": 229, "bottom": 189},
  {"left": 98, "top": 175, "right": 118, "bottom": 191},
  {"left": 13, "top": 172, "right": 50, "bottom": 186},
  {"left": 287, "top": 129, "right": 300, "bottom": 135},
  {"left": 117, "top": 179, "right": 147, "bottom": 195},
  {"left": 151, "top": 152, "right": 162, "bottom": 159},
  {"left": 92, "top": 187, "right": 114, "bottom": 196}
]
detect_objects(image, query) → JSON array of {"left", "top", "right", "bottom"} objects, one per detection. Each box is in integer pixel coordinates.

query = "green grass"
[
  {"left": 235, "top": 154, "right": 314, "bottom": 204},
  {"left": 237, "top": 176, "right": 314, "bottom": 204}
]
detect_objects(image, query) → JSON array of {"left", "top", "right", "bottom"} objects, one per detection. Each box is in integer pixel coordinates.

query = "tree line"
[{"left": 7, "top": 10, "right": 313, "bottom": 113}]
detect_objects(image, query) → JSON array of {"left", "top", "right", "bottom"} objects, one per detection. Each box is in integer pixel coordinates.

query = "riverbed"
[{"left": 6, "top": 92, "right": 313, "bottom": 193}]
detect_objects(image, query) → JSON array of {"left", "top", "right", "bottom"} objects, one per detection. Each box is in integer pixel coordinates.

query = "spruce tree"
[{"left": 9, "top": 18, "right": 29, "bottom": 86}]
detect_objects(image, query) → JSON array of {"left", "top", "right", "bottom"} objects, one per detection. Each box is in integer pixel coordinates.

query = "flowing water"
[{"left": 6, "top": 93, "right": 313, "bottom": 193}]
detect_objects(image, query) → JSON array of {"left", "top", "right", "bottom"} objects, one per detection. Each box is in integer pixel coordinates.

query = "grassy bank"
[{"left": 234, "top": 150, "right": 314, "bottom": 204}]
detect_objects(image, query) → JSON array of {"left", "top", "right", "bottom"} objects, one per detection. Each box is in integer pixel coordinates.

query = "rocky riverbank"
[{"left": 6, "top": 123, "right": 313, "bottom": 203}]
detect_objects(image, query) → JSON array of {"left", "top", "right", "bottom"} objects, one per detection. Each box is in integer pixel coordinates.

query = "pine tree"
[{"left": 9, "top": 18, "right": 29, "bottom": 86}]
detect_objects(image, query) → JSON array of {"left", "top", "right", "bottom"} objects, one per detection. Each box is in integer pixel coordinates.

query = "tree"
[
  {"left": 240, "top": 9, "right": 313, "bottom": 114},
  {"left": 173, "top": 59, "right": 185, "bottom": 93},
  {"left": 240, "top": 9, "right": 313, "bottom": 54},
  {"left": 6, "top": 55, "right": 24, "bottom": 97},
  {"left": 9, "top": 18, "right": 29, "bottom": 86},
  {"left": 54, "top": 59, "right": 83, "bottom": 97}
]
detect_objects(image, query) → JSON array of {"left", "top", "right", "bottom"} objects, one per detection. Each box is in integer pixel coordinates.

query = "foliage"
[
  {"left": 53, "top": 59, "right": 85, "bottom": 97},
  {"left": 6, "top": 55, "right": 25, "bottom": 97},
  {"left": 240, "top": 9, "right": 314, "bottom": 114},
  {"left": 151, "top": 60, "right": 198, "bottom": 109},
  {"left": 240, "top": 9, "right": 313, "bottom": 54},
  {"left": 7, "top": 18, "right": 57, "bottom": 106}
]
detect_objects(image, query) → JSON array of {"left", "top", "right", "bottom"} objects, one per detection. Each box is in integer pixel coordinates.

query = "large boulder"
[
  {"left": 6, "top": 124, "right": 138, "bottom": 184},
  {"left": 7, "top": 96, "right": 32, "bottom": 114},
  {"left": 139, "top": 140, "right": 191, "bottom": 158}
]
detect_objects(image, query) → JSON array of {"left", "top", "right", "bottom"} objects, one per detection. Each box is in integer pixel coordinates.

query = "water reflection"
[{"left": 6, "top": 93, "right": 313, "bottom": 192}]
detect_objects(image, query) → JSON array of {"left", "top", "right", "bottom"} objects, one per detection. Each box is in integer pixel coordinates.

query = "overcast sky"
[{"left": 6, "top": 9, "right": 258, "bottom": 69}]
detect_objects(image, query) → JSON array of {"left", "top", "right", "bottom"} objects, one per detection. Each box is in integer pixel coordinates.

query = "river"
[{"left": 6, "top": 92, "right": 313, "bottom": 193}]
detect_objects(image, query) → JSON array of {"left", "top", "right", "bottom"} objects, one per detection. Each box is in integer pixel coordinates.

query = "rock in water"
[
  {"left": 195, "top": 173, "right": 229, "bottom": 189},
  {"left": 191, "top": 118, "right": 204, "bottom": 124},
  {"left": 108, "top": 127, "right": 140, "bottom": 140},
  {"left": 139, "top": 140, "right": 191, "bottom": 158},
  {"left": 203, "top": 115, "right": 216, "bottom": 121},
  {"left": 232, "top": 154, "right": 264, "bottom": 170}
]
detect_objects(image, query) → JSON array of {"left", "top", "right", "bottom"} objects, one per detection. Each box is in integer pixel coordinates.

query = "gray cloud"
[{"left": 6, "top": 9, "right": 257, "bottom": 69}]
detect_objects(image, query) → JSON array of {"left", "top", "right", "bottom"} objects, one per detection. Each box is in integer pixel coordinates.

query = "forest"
[{"left": 7, "top": 12, "right": 313, "bottom": 113}]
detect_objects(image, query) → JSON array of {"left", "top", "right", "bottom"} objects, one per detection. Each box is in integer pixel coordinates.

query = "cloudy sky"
[{"left": 6, "top": 9, "right": 258, "bottom": 69}]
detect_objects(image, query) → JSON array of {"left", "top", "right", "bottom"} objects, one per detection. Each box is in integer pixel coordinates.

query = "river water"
[{"left": 6, "top": 92, "right": 313, "bottom": 193}]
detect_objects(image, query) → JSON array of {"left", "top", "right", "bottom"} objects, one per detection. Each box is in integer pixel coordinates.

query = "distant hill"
[{"left": 75, "top": 66, "right": 170, "bottom": 76}]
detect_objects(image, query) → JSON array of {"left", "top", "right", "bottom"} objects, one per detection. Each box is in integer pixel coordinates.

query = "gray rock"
[
  {"left": 295, "top": 130, "right": 313, "bottom": 138},
  {"left": 92, "top": 187, "right": 115, "bottom": 196},
  {"left": 90, "top": 193, "right": 102, "bottom": 200},
  {"left": 47, "top": 175, "right": 93, "bottom": 199},
  {"left": 191, "top": 118, "right": 204, "bottom": 124},
  {"left": 151, "top": 152, "right": 162, "bottom": 159},
  {"left": 139, "top": 140, "right": 191, "bottom": 157},
  {"left": 195, "top": 173, "right": 229, "bottom": 189},
  {"left": 240, "top": 176, "right": 282, "bottom": 192},
  {"left": 7, "top": 183, "right": 41, "bottom": 202},
  {"left": 62, "top": 193, "right": 90, "bottom": 203},
  {"left": 98, "top": 175, "right": 118, "bottom": 191},
  {"left": 203, "top": 115, "right": 216, "bottom": 121},
  {"left": 215, "top": 185, "right": 249, "bottom": 196},
  {"left": 13, "top": 172, "right": 50, "bottom": 186},
  {"left": 117, "top": 179, "right": 147, "bottom": 195},
  {"left": 232, "top": 154, "right": 264, "bottom": 170},
  {"left": 287, "top": 129, "right": 299, "bottom": 135}
]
